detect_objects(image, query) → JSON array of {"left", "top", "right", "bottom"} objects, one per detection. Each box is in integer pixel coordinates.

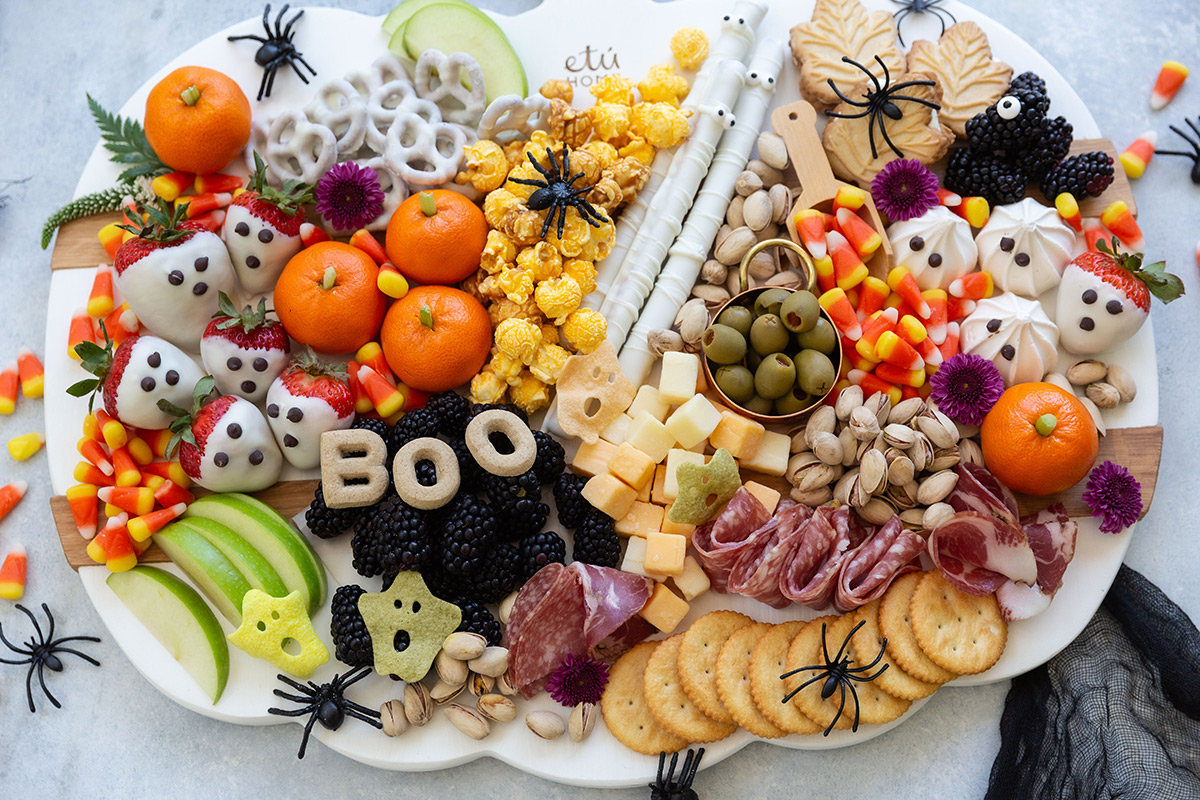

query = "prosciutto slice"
[
  {"left": 997, "top": 504, "right": 1079, "bottom": 621},
  {"left": 927, "top": 510, "right": 1038, "bottom": 596},
  {"left": 692, "top": 488, "right": 771, "bottom": 592},
  {"left": 727, "top": 503, "right": 811, "bottom": 608},
  {"left": 833, "top": 516, "right": 926, "bottom": 612},
  {"left": 949, "top": 462, "right": 1020, "bottom": 525}
]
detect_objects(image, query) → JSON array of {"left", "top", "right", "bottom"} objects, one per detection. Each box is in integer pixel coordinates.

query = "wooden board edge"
[{"left": 49, "top": 211, "right": 126, "bottom": 271}]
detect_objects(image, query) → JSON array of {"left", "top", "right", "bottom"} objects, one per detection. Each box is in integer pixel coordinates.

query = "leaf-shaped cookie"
[
  {"left": 821, "top": 73, "right": 955, "bottom": 187},
  {"left": 907, "top": 21, "right": 1013, "bottom": 138},
  {"left": 790, "top": 0, "right": 905, "bottom": 108}
]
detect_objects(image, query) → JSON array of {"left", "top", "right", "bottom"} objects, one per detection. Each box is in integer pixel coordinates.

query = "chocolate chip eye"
[
  {"left": 1080, "top": 316, "right": 1095, "bottom": 331},
  {"left": 986, "top": 318, "right": 1001, "bottom": 333},
  {"left": 249, "top": 450, "right": 264, "bottom": 465},
  {"left": 253, "top": 358, "right": 268, "bottom": 372},
  {"left": 241, "top": 380, "right": 256, "bottom": 394},
  {"left": 246, "top": 255, "right": 260, "bottom": 269},
  {"left": 193, "top": 282, "right": 208, "bottom": 295},
  {"left": 168, "top": 270, "right": 184, "bottom": 286},
  {"left": 258, "top": 229, "right": 274, "bottom": 243},
  {"left": 1106, "top": 300, "right": 1123, "bottom": 315},
  {"left": 909, "top": 236, "right": 924, "bottom": 251},
  {"left": 140, "top": 377, "right": 156, "bottom": 392},
  {"left": 1014, "top": 253, "right": 1030, "bottom": 267},
  {"left": 235, "top": 222, "right": 250, "bottom": 236},
  {"left": 283, "top": 434, "right": 298, "bottom": 448},
  {"left": 214, "top": 452, "right": 229, "bottom": 467},
  {"left": 287, "top": 407, "right": 304, "bottom": 423},
  {"left": 147, "top": 352, "right": 161, "bottom": 368},
  {"left": 227, "top": 357, "right": 242, "bottom": 371},
  {"left": 1082, "top": 289, "right": 1097, "bottom": 304},
  {"left": 227, "top": 423, "right": 242, "bottom": 439},
  {"left": 267, "top": 404, "right": 279, "bottom": 418},
  {"left": 165, "top": 370, "right": 179, "bottom": 386},
  {"left": 999, "top": 237, "right": 1015, "bottom": 253},
  {"left": 194, "top": 256, "right": 208, "bottom": 272},
  {"left": 928, "top": 253, "right": 942, "bottom": 268},
  {"left": 1000, "top": 344, "right": 1015, "bottom": 360}
]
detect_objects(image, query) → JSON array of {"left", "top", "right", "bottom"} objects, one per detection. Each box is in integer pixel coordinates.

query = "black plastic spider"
[
  {"left": 779, "top": 619, "right": 888, "bottom": 736},
  {"left": 228, "top": 4, "right": 317, "bottom": 101},
  {"left": 649, "top": 748, "right": 705, "bottom": 800},
  {"left": 891, "top": 0, "right": 957, "bottom": 46},
  {"left": 0, "top": 603, "right": 100, "bottom": 713},
  {"left": 266, "top": 666, "right": 382, "bottom": 758},
  {"left": 506, "top": 145, "right": 609, "bottom": 239},
  {"left": 1154, "top": 116, "right": 1200, "bottom": 184},
  {"left": 824, "top": 55, "right": 941, "bottom": 161}
]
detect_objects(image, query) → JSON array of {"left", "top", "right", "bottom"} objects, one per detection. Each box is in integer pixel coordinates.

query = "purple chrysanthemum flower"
[
  {"left": 1082, "top": 460, "right": 1142, "bottom": 534},
  {"left": 314, "top": 162, "right": 385, "bottom": 231},
  {"left": 871, "top": 159, "right": 940, "bottom": 222},
  {"left": 928, "top": 353, "right": 1004, "bottom": 426},
  {"left": 546, "top": 653, "right": 609, "bottom": 707}
]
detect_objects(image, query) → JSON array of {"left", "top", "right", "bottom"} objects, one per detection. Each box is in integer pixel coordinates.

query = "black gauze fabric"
[{"left": 986, "top": 565, "right": 1200, "bottom": 799}]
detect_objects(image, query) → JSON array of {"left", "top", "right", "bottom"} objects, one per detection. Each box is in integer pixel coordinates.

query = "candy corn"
[
  {"left": 68, "top": 308, "right": 96, "bottom": 359},
  {"left": 813, "top": 255, "right": 836, "bottom": 293},
  {"left": 1100, "top": 201, "right": 1145, "bottom": 251},
  {"left": 875, "top": 331, "right": 924, "bottom": 371},
  {"left": 1150, "top": 61, "right": 1188, "bottom": 110},
  {"left": 921, "top": 290, "right": 948, "bottom": 345},
  {"left": 95, "top": 410, "right": 128, "bottom": 450},
  {"left": 127, "top": 503, "right": 187, "bottom": 543},
  {"left": 1119, "top": 131, "right": 1158, "bottom": 179},
  {"left": 195, "top": 172, "right": 243, "bottom": 194},
  {"left": 354, "top": 342, "right": 393, "bottom": 381},
  {"left": 948, "top": 271, "right": 994, "bottom": 301},
  {"left": 895, "top": 314, "right": 928, "bottom": 346},
  {"left": 8, "top": 433, "right": 44, "bottom": 462},
  {"left": 950, "top": 196, "right": 990, "bottom": 228},
  {"left": 140, "top": 460, "right": 191, "bottom": 488},
  {"left": 151, "top": 170, "right": 194, "bottom": 202},
  {"left": 77, "top": 437, "right": 114, "bottom": 476},
  {"left": 946, "top": 296, "right": 976, "bottom": 321},
  {"left": 377, "top": 262, "right": 410, "bottom": 299},
  {"left": 832, "top": 185, "right": 866, "bottom": 214},
  {"left": 16, "top": 348, "right": 43, "bottom": 399},
  {"left": 188, "top": 209, "right": 227, "bottom": 233},
  {"left": 855, "top": 308, "right": 899, "bottom": 360},
  {"left": 350, "top": 229, "right": 389, "bottom": 265},
  {"left": 835, "top": 207, "right": 882, "bottom": 259},
  {"left": 125, "top": 435, "right": 154, "bottom": 466},
  {"left": 153, "top": 479, "right": 194, "bottom": 508},
  {"left": 299, "top": 222, "right": 331, "bottom": 248},
  {"left": 141, "top": 473, "right": 165, "bottom": 491},
  {"left": 182, "top": 192, "right": 232, "bottom": 219},
  {"left": 87, "top": 264, "right": 115, "bottom": 319},
  {"left": 1083, "top": 218, "right": 1108, "bottom": 252},
  {"left": 103, "top": 303, "right": 140, "bottom": 345},
  {"left": 818, "top": 288, "right": 862, "bottom": 340},
  {"left": 937, "top": 321, "right": 961, "bottom": 362},
  {"left": 0, "top": 362, "right": 16, "bottom": 415},
  {"left": 847, "top": 369, "right": 902, "bottom": 405},
  {"left": 356, "top": 365, "right": 405, "bottom": 418},
  {"left": 875, "top": 362, "right": 926, "bottom": 388},
  {"left": 98, "top": 223, "right": 125, "bottom": 260},
  {"left": 66, "top": 484, "right": 98, "bottom": 538},
  {"left": 886, "top": 267, "right": 931, "bottom": 319},
  {"left": 137, "top": 428, "right": 174, "bottom": 459},
  {"left": 74, "top": 461, "right": 115, "bottom": 487},
  {"left": 826, "top": 231, "right": 868, "bottom": 291},
  {"left": 346, "top": 361, "right": 374, "bottom": 415},
  {"left": 98, "top": 486, "right": 156, "bottom": 517},
  {"left": 1053, "top": 192, "right": 1083, "bottom": 233},
  {"left": 0, "top": 481, "right": 26, "bottom": 523},
  {"left": 794, "top": 209, "right": 828, "bottom": 260},
  {"left": 856, "top": 276, "right": 890, "bottom": 319},
  {"left": 936, "top": 187, "right": 961, "bottom": 208},
  {"left": 0, "top": 545, "right": 27, "bottom": 599}
]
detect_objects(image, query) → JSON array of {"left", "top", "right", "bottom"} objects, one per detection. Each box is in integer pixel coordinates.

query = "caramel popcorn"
[
  {"left": 670, "top": 27, "right": 709, "bottom": 70},
  {"left": 483, "top": 188, "right": 522, "bottom": 229},
  {"left": 586, "top": 175, "right": 623, "bottom": 212},
  {"left": 630, "top": 102, "right": 690, "bottom": 148},
  {"left": 539, "top": 79, "right": 574, "bottom": 103},
  {"left": 470, "top": 369, "right": 508, "bottom": 405},
  {"left": 548, "top": 98, "right": 593, "bottom": 149},
  {"left": 456, "top": 140, "right": 509, "bottom": 193},
  {"left": 487, "top": 297, "right": 542, "bottom": 328},
  {"left": 534, "top": 274, "right": 584, "bottom": 324},
  {"left": 494, "top": 317, "right": 543, "bottom": 364},
  {"left": 589, "top": 102, "right": 632, "bottom": 143},
  {"left": 590, "top": 74, "right": 635, "bottom": 105},
  {"left": 580, "top": 141, "right": 619, "bottom": 170},
  {"left": 480, "top": 229, "right": 517, "bottom": 274},
  {"left": 606, "top": 156, "right": 652, "bottom": 204},
  {"left": 529, "top": 343, "right": 571, "bottom": 385},
  {"left": 638, "top": 63, "right": 690, "bottom": 107},
  {"left": 516, "top": 242, "right": 563, "bottom": 282},
  {"left": 496, "top": 265, "right": 535, "bottom": 304},
  {"left": 561, "top": 308, "right": 608, "bottom": 354},
  {"left": 509, "top": 371, "right": 551, "bottom": 415}
]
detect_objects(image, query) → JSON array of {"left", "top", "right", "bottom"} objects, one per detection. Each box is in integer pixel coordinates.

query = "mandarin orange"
[
  {"left": 275, "top": 242, "right": 387, "bottom": 354},
  {"left": 144, "top": 66, "right": 251, "bottom": 175},
  {"left": 380, "top": 286, "right": 492, "bottom": 392},
  {"left": 385, "top": 190, "right": 488, "bottom": 284}
]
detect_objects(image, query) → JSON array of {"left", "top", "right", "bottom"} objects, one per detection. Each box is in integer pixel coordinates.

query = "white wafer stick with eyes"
[
  {"left": 619, "top": 40, "right": 784, "bottom": 384},
  {"left": 588, "top": 0, "right": 766, "bottom": 308}
]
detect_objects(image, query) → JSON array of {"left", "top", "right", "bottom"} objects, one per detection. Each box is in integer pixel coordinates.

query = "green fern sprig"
[{"left": 86, "top": 94, "right": 171, "bottom": 182}]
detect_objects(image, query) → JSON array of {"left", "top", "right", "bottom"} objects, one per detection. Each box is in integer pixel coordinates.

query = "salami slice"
[
  {"left": 778, "top": 506, "right": 852, "bottom": 608},
  {"left": 726, "top": 504, "right": 813, "bottom": 608},
  {"left": 832, "top": 516, "right": 925, "bottom": 612},
  {"left": 926, "top": 510, "right": 1038, "bottom": 596},
  {"left": 692, "top": 488, "right": 771, "bottom": 592}
]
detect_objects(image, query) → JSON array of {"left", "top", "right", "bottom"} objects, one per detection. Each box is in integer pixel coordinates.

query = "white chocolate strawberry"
[
  {"left": 170, "top": 386, "right": 283, "bottom": 493},
  {"left": 264, "top": 355, "right": 355, "bottom": 469},
  {"left": 200, "top": 293, "right": 291, "bottom": 403},
  {"left": 221, "top": 155, "right": 313, "bottom": 295}
]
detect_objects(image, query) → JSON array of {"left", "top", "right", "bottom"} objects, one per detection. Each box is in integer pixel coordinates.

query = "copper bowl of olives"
[{"left": 701, "top": 239, "right": 843, "bottom": 425}]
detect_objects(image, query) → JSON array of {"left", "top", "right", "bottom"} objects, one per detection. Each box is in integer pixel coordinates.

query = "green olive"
[
  {"left": 775, "top": 388, "right": 814, "bottom": 415},
  {"left": 796, "top": 316, "right": 838, "bottom": 355},
  {"left": 779, "top": 290, "right": 820, "bottom": 333},
  {"left": 715, "top": 365, "right": 755, "bottom": 403},
  {"left": 749, "top": 314, "right": 790, "bottom": 356},
  {"left": 795, "top": 349, "right": 836, "bottom": 398},
  {"left": 754, "top": 353, "right": 796, "bottom": 400},
  {"left": 701, "top": 324, "right": 747, "bottom": 365},
  {"left": 754, "top": 288, "right": 792, "bottom": 317},
  {"left": 715, "top": 304, "right": 754, "bottom": 337},
  {"left": 743, "top": 394, "right": 774, "bottom": 415}
]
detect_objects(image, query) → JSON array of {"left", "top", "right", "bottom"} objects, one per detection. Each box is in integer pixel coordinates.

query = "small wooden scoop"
[{"left": 772, "top": 100, "right": 892, "bottom": 277}]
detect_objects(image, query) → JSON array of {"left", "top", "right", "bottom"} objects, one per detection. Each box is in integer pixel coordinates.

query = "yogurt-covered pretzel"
[
  {"left": 264, "top": 109, "right": 338, "bottom": 186},
  {"left": 364, "top": 79, "right": 443, "bottom": 153},
  {"left": 303, "top": 78, "right": 368, "bottom": 156},
  {"left": 345, "top": 52, "right": 411, "bottom": 98},
  {"left": 382, "top": 111, "right": 468, "bottom": 186},
  {"left": 477, "top": 94, "right": 551, "bottom": 144},
  {"left": 356, "top": 155, "right": 410, "bottom": 232},
  {"left": 414, "top": 50, "right": 487, "bottom": 127}
]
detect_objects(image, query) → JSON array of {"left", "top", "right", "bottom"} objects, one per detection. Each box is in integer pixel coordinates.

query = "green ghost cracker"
[
  {"left": 667, "top": 448, "right": 742, "bottom": 524},
  {"left": 358, "top": 572, "right": 462, "bottom": 682}
]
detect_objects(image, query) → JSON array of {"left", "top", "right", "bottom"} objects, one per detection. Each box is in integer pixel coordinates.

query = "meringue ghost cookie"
[
  {"left": 975, "top": 198, "right": 1075, "bottom": 298},
  {"left": 1056, "top": 262, "right": 1149, "bottom": 355},
  {"left": 960, "top": 293, "right": 1059, "bottom": 386},
  {"left": 888, "top": 206, "right": 979, "bottom": 290}
]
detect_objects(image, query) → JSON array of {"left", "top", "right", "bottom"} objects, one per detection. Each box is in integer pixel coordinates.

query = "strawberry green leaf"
[
  {"left": 1139, "top": 260, "right": 1185, "bottom": 304},
  {"left": 66, "top": 378, "right": 99, "bottom": 397},
  {"left": 157, "top": 398, "right": 190, "bottom": 419},
  {"left": 192, "top": 376, "right": 217, "bottom": 408},
  {"left": 72, "top": 340, "right": 107, "bottom": 364}
]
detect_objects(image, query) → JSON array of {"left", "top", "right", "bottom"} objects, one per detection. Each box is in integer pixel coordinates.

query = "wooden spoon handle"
[{"left": 771, "top": 100, "right": 841, "bottom": 206}]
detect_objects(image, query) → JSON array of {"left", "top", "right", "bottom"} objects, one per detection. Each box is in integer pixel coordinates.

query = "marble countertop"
[{"left": 1, "top": 0, "right": 1197, "bottom": 797}]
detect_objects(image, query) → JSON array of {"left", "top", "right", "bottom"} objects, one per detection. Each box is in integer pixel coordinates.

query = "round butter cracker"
[
  {"left": 601, "top": 641, "right": 688, "bottom": 756},
  {"left": 679, "top": 610, "right": 755, "bottom": 726},
  {"left": 878, "top": 571, "right": 960, "bottom": 685},
  {"left": 716, "top": 623, "right": 788, "bottom": 739},
  {"left": 909, "top": 570, "right": 1007, "bottom": 676},
  {"left": 748, "top": 620, "right": 822, "bottom": 736},
  {"left": 644, "top": 633, "right": 737, "bottom": 744}
]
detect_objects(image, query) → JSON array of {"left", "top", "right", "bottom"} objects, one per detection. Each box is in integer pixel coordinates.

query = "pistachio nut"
[
  {"left": 790, "top": 484, "right": 834, "bottom": 506},
  {"left": 496, "top": 670, "right": 518, "bottom": 696},
  {"left": 886, "top": 455, "right": 915, "bottom": 487},
  {"left": 700, "top": 259, "right": 728, "bottom": 285},
  {"left": 864, "top": 392, "right": 893, "bottom": 427},
  {"left": 898, "top": 508, "right": 927, "bottom": 528},
  {"left": 526, "top": 710, "right": 567, "bottom": 740},
  {"left": 1106, "top": 364, "right": 1136, "bottom": 403},
  {"left": 469, "top": 646, "right": 510, "bottom": 678},
  {"left": 477, "top": 693, "right": 517, "bottom": 723},
  {"left": 916, "top": 410, "right": 958, "bottom": 449},
  {"left": 787, "top": 451, "right": 820, "bottom": 483},
  {"left": 839, "top": 426, "right": 859, "bottom": 467},
  {"left": 431, "top": 679, "right": 465, "bottom": 704},
  {"left": 742, "top": 190, "right": 773, "bottom": 233},
  {"left": 883, "top": 423, "right": 916, "bottom": 448},
  {"left": 859, "top": 449, "right": 888, "bottom": 495},
  {"left": 930, "top": 446, "right": 961, "bottom": 472},
  {"left": 888, "top": 397, "right": 925, "bottom": 425},
  {"left": 849, "top": 406, "right": 881, "bottom": 441},
  {"left": 498, "top": 591, "right": 519, "bottom": 626},
  {"left": 404, "top": 681, "right": 433, "bottom": 726},
  {"left": 958, "top": 437, "right": 985, "bottom": 467},
  {"left": 435, "top": 650, "right": 469, "bottom": 687},
  {"left": 836, "top": 385, "right": 864, "bottom": 421},
  {"left": 1086, "top": 381, "right": 1120, "bottom": 409},
  {"left": 756, "top": 131, "right": 789, "bottom": 170},
  {"left": 923, "top": 502, "right": 956, "bottom": 530},
  {"left": 746, "top": 159, "right": 783, "bottom": 187},
  {"left": 648, "top": 329, "right": 686, "bottom": 357},
  {"left": 443, "top": 631, "right": 488, "bottom": 662},
  {"left": 691, "top": 283, "right": 731, "bottom": 307},
  {"left": 446, "top": 703, "right": 491, "bottom": 740},
  {"left": 805, "top": 406, "right": 837, "bottom": 448},
  {"left": 1066, "top": 358, "right": 1108, "bottom": 385},
  {"left": 916, "top": 470, "right": 960, "bottom": 505},
  {"left": 715, "top": 226, "right": 757, "bottom": 266},
  {"left": 381, "top": 699, "right": 409, "bottom": 737},
  {"left": 469, "top": 671, "right": 495, "bottom": 697},
  {"left": 769, "top": 183, "right": 791, "bottom": 224},
  {"left": 811, "top": 431, "right": 844, "bottom": 466},
  {"left": 858, "top": 497, "right": 895, "bottom": 525},
  {"left": 569, "top": 702, "right": 598, "bottom": 742},
  {"left": 833, "top": 468, "right": 860, "bottom": 506},
  {"left": 725, "top": 195, "right": 746, "bottom": 228},
  {"left": 675, "top": 298, "right": 710, "bottom": 345}
]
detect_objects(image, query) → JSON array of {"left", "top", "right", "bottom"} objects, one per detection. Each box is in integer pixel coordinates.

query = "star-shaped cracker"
[
  {"left": 228, "top": 590, "right": 330, "bottom": 678},
  {"left": 907, "top": 21, "right": 1013, "bottom": 139},
  {"left": 555, "top": 341, "right": 637, "bottom": 444},
  {"left": 790, "top": 0, "right": 905, "bottom": 109},
  {"left": 667, "top": 448, "right": 742, "bottom": 525},
  {"left": 358, "top": 572, "right": 462, "bottom": 683}
]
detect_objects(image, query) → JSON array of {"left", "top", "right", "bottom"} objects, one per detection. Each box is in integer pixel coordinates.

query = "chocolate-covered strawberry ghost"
[
  {"left": 222, "top": 153, "right": 314, "bottom": 296},
  {"left": 161, "top": 377, "right": 283, "bottom": 493},
  {"left": 1056, "top": 238, "right": 1184, "bottom": 355},
  {"left": 264, "top": 352, "right": 354, "bottom": 469},
  {"left": 113, "top": 198, "right": 235, "bottom": 353},
  {"left": 68, "top": 330, "right": 205, "bottom": 430},
  {"left": 201, "top": 293, "right": 291, "bottom": 403}
]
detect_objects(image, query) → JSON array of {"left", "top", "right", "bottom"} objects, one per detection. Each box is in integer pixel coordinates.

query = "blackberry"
[
  {"left": 351, "top": 415, "right": 396, "bottom": 459},
  {"left": 455, "top": 600, "right": 503, "bottom": 646},
  {"left": 944, "top": 150, "right": 1029, "bottom": 206},
  {"left": 351, "top": 494, "right": 431, "bottom": 581},
  {"left": 415, "top": 458, "right": 438, "bottom": 487},
  {"left": 553, "top": 472, "right": 589, "bottom": 529},
  {"left": 469, "top": 543, "right": 523, "bottom": 603},
  {"left": 964, "top": 89, "right": 1047, "bottom": 156},
  {"left": 329, "top": 585, "right": 373, "bottom": 667},
  {"left": 1041, "top": 151, "right": 1115, "bottom": 200},
  {"left": 572, "top": 510, "right": 620, "bottom": 568},
  {"left": 390, "top": 407, "right": 441, "bottom": 451},
  {"left": 1008, "top": 72, "right": 1050, "bottom": 112},
  {"left": 481, "top": 469, "right": 541, "bottom": 514},
  {"left": 422, "top": 563, "right": 471, "bottom": 604},
  {"left": 519, "top": 531, "right": 566, "bottom": 580},
  {"left": 304, "top": 483, "right": 361, "bottom": 539},
  {"left": 531, "top": 430, "right": 566, "bottom": 484},
  {"left": 498, "top": 496, "right": 550, "bottom": 540},
  {"left": 448, "top": 436, "right": 482, "bottom": 492},
  {"left": 1017, "top": 116, "right": 1073, "bottom": 180},
  {"left": 439, "top": 492, "right": 499, "bottom": 575},
  {"left": 470, "top": 402, "right": 529, "bottom": 426},
  {"left": 426, "top": 391, "right": 471, "bottom": 437}
]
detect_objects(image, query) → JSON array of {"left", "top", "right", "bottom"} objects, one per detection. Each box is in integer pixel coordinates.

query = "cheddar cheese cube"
[
  {"left": 663, "top": 449, "right": 705, "bottom": 501},
  {"left": 708, "top": 411, "right": 765, "bottom": 461},
  {"left": 637, "top": 478, "right": 652, "bottom": 503},
  {"left": 659, "top": 351, "right": 699, "bottom": 405},
  {"left": 670, "top": 556, "right": 711, "bottom": 601},
  {"left": 659, "top": 515, "right": 696, "bottom": 541},
  {"left": 627, "top": 385, "right": 671, "bottom": 422},
  {"left": 607, "top": 442, "right": 656, "bottom": 490},
  {"left": 572, "top": 438, "right": 620, "bottom": 477},
  {"left": 614, "top": 500, "right": 664, "bottom": 538},
  {"left": 743, "top": 480, "right": 781, "bottom": 515},
  {"left": 651, "top": 464, "right": 669, "bottom": 505},
  {"left": 737, "top": 429, "right": 790, "bottom": 477},
  {"left": 638, "top": 583, "right": 691, "bottom": 633},
  {"left": 664, "top": 395, "right": 722, "bottom": 449},
  {"left": 643, "top": 532, "right": 687, "bottom": 577},
  {"left": 620, "top": 535, "right": 664, "bottom": 582},
  {"left": 600, "top": 412, "right": 634, "bottom": 446},
  {"left": 624, "top": 411, "right": 676, "bottom": 463},
  {"left": 581, "top": 473, "right": 638, "bottom": 520}
]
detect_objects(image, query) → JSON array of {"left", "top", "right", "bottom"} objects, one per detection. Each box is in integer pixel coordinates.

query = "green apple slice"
[
  {"left": 154, "top": 522, "right": 252, "bottom": 624},
  {"left": 401, "top": 3, "right": 528, "bottom": 104},
  {"left": 382, "top": 0, "right": 471, "bottom": 36},
  {"left": 107, "top": 566, "right": 230, "bottom": 704},
  {"left": 174, "top": 517, "right": 289, "bottom": 598},
  {"left": 184, "top": 493, "right": 327, "bottom": 616}
]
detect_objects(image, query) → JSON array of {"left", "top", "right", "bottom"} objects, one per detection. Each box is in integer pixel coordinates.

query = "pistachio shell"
[
  {"left": 477, "top": 693, "right": 517, "bottom": 723},
  {"left": 1106, "top": 364, "right": 1137, "bottom": 403},
  {"left": 1041, "top": 371, "right": 1074, "bottom": 394},
  {"left": 899, "top": 508, "right": 927, "bottom": 528},
  {"left": 849, "top": 406, "right": 881, "bottom": 441},
  {"left": 787, "top": 451, "right": 820, "bottom": 483},
  {"left": 701, "top": 259, "right": 728, "bottom": 285},
  {"left": 766, "top": 270, "right": 802, "bottom": 288},
  {"left": 436, "top": 650, "right": 469, "bottom": 686},
  {"left": 887, "top": 455, "right": 915, "bottom": 486},
  {"left": 746, "top": 249, "right": 776, "bottom": 280},
  {"left": 691, "top": 283, "right": 731, "bottom": 307},
  {"left": 569, "top": 702, "right": 598, "bottom": 742},
  {"left": 1066, "top": 359, "right": 1108, "bottom": 385},
  {"left": 1078, "top": 395, "right": 1108, "bottom": 436},
  {"left": 443, "top": 631, "right": 488, "bottom": 662},
  {"left": 790, "top": 485, "right": 834, "bottom": 505},
  {"left": 923, "top": 502, "right": 956, "bottom": 529},
  {"left": 496, "top": 671, "right": 518, "bottom": 696},
  {"left": 381, "top": 699, "right": 409, "bottom": 737},
  {"left": 864, "top": 392, "right": 893, "bottom": 427},
  {"left": 811, "top": 431, "right": 844, "bottom": 466},
  {"left": 469, "top": 671, "right": 495, "bottom": 697},
  {"left": 805, "top": 406, "right": 838, "bottom": 447},
  {"left": 859, "top": 448, "right": 888, "bottom": 495},
  {"left": 756, "top": 131, "right": 789, "bottom": 170},
  {"left": 715, "top": 226, "right": 757, "bottom": 266},
  {"left": 446, "top": 703, "right": 491, "bottom": 739},
  {"left": 725, "top": 195, "right": 746, "bottom": 228},
  {"left": 404, "top": 682, "right": 433, "bottom": 726},
  {"left": 469, "top": 646, "right": 510, "bottom": 678},
  {"left": 1086, "top": 381, "right": 1120, "bottom": 409},
  {"left": 836, "top": 386, "right": 863, "bottom": 421},
  {"left": 916, "top": 410, "right": 958, "bottom": 449},
  {"left": 839, "top": 426, "right": 859, "bottom": 467},
  {"left": 959, "top": 437, "right": 985, "bottom": 467},
  {"left": 930, "top": 446, "right": 961, "bottom": 472},
  {"left": 833, "top": 468, "right": 859, "bottom": 505},
  {"left": 734, "top": 170, "right": 763, "bottom": 196},
  {"left": 888, "top": 397, "right": 925, "bottom": 425},
  {"left": 917, "top": 470, "right": 959, "bottom": 505},
  {"left": 431, "top": 679, "right": 464, "bottom": 704},
  {"left": 746, "top": 159, "right": 783, "bottom": 187},
  {"left": 769, "top": 183, "right": 791, "bottom": 224},
  {"left": 858, "top": 497, "right": 895, "bottom": 525},
  {"left": 526, "top": 710, "right": 566, "bottom": 740},
  {"left": 648, "top": 329, "right": 686, "bottom": 357},
  {"left": 676, "top": 298, "right": 709, "bottom": 344},
  {"left": 743, "top": 190, "right": 773, "bottom": 232},
  {"left": 883, "top": 423, "right": 916, "bottom": 448}
]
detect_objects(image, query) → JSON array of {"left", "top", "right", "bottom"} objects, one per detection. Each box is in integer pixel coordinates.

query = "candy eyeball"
[{"left": 996, "top": 95, "right": 1022, "bottom": 120}]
